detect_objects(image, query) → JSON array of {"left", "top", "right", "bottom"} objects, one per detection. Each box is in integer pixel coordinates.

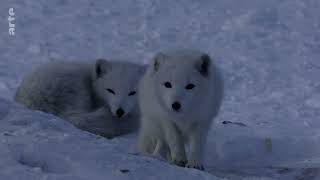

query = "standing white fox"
[
  {"left": 138, "top": 49, "right": 223, "bottom": 170},
  {"left": 15, "top": 59, "right": 146, "bottom": 138}
]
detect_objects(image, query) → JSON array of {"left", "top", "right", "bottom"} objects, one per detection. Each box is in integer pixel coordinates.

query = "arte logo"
[{"left": 8, "top": 8, "right": 15, "bottom": 36}]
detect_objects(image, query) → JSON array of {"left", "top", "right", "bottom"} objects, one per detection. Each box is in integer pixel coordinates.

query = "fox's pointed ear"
[
  {"left": 195, "top": 54, "right": 211, "bottom": 78},
  {"left": 95, "top": 59, "right": 111, "bottom": 78},
  {"left": 153, "top": 52, "right": 167, "bottom": 72}
]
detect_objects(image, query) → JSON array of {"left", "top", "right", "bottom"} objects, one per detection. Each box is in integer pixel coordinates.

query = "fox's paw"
[
  {"left": 186, "top": 160, "right": 204, "bottom": 170},
  {"left": 172, "top": 158, "right": 187, "bottom": 167},
  {"left": 171, "top": 153, "right": 187, "bottom": 167}
]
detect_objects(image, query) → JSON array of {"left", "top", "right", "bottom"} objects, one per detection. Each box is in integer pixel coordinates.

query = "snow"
[
  {"left": 1, "top": 0, "right": 320, "bottom": 179},
  {"left": 0, "top": 98, "right": 218, "bottom": 180}
]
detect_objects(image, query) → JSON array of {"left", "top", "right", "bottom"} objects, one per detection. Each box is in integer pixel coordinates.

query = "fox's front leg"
[
  {"left": 164, "top": 122, "right": 187, "bottom": 167},
  {"left": 152, "top": 139, "right": 171, "bottom": 161},
  {"left": 187, "top": 129, "right": 206, "bottom": 170},
  {"left": 138, "top": 121, "right": 156, "bottom": 155}
]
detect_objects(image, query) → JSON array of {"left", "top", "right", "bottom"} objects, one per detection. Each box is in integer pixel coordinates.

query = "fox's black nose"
[
  {"left": 116, "top": 108, "right": 125, "bottom": 118},
  {"left": 172, "top": 101, "right": 181, "bottom": 111}
]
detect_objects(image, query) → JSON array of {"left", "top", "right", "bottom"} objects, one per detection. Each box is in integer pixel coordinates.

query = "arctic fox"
[
  {"left": 138, "top": 49, "right": 223, "bottom": 170},
  {"left": 15, "top": 59, "right": 146, "bottom": 138}
]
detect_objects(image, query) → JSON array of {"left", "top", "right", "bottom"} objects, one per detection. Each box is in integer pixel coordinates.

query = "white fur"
[
  {"left": 138, "top": 49, "right": 223, "bottom": 169},
  {"left": 15, "top": 59, "right": 146, "bottom": 138}
]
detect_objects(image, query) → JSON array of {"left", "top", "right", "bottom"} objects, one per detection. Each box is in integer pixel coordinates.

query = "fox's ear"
[
  {"left": 153, "top": 52, "right": 167, "bottom": 72},
  {"left": 195, "top": 54, "right": 211, "bottom": 78},
  {"left": 95, "top": 59, "right": 111, "bottom": 78}
]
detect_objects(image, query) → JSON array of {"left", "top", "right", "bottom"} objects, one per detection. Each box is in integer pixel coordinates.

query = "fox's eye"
[
  {"left": 106, "top": 88, "right": 115, "bottom": 94},
  {"left": 185, "top": 83, "right": 195, "bottom": 90},
  {"left": 128, "top": 91, "right": 136, "bottom": 96},
  {"left": 163, "top": 82, "right": 172, "bottom": 88}
]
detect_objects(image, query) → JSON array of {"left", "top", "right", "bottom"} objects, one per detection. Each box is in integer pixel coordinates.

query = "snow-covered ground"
[
  {"left": 1, "top": 0, "right": 320, "bottom": 179},
  {"left": 0, "top": 98, "right": 220, "bottom": 180}
]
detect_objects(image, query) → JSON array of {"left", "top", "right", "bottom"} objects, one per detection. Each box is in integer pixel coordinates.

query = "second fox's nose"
[
  {"left": 116, "top": 108, "right": 125, "bottom": 118},
  {"left": 172, "top": 101, "right": 181, "bottom": 111}
]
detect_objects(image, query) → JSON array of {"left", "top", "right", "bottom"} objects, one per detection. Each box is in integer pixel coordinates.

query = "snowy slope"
[
  {"left": 1, "top": 0, "right": 320, "bottom": 179},
  {"left": 0, "top": 98, "right": 220, "bottom": 180}
]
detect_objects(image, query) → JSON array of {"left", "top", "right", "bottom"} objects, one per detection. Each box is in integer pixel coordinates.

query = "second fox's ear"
[
  {"left": 195, "top": 54, "right": 211, "bottom": 78},
  {"left": 95, "top": 59, "right": 111, "bottom": 78},
  {"left": 153, "top": 52, "right": 167, "bottom": 72}
]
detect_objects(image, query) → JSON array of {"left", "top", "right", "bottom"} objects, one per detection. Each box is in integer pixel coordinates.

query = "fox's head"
[
  {"left": 151, "top": 50, "right": 212, "bottom": 116},
  {"left": 92, "top": 59, "right": 146, "bottom": 119}
]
